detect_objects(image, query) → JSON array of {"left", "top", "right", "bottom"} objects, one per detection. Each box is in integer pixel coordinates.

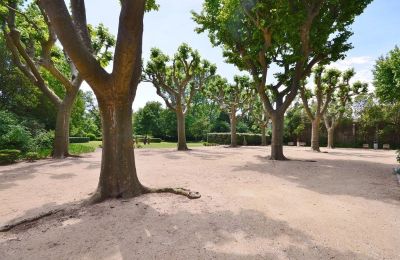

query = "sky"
[{"left": 82, "top": 0, "right": 400, "bottom": 110}]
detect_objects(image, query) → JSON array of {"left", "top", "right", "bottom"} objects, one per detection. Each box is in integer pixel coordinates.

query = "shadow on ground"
[{"left": 0, "top": 196, "right": 375, "bottom": 260}]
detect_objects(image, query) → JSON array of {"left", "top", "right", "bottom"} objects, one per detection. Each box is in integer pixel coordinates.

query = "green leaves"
[{"left": 374, "top": 46, "right": 400, "bottom": 103}]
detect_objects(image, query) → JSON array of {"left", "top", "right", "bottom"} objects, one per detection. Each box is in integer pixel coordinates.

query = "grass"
[
  {"left": 137, "top": 142, "right": 204, "bottom": 149},
  {"left": 69, "top": 141, "right": 102, "bottom": 155}
]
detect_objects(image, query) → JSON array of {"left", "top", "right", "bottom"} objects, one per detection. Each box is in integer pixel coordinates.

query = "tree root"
[
  {"left": 143, "top": 187, "right": 201, "bottom": 199},
  {"left": 0, "top": 209, "right": 64, "bottom": 232}
]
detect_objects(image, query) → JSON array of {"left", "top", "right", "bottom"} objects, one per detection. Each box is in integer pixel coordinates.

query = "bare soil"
[{"left": 0, "top": 146, "right": 399, "bottom": 259}]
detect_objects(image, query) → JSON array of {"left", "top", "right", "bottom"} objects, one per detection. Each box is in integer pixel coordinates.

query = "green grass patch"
[
  {"left": 138, "top": 142, "right": 203, "bottom": 149},
  {"left": 69, "top": 141, "right": 102, "bottom": 155}
]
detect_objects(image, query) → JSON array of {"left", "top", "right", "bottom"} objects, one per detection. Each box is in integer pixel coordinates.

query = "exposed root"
[
  {"left": 143, "top": 186, "right": 201, "bottom": 199},
  {"left": 0, "top": 209, "right": 64, "bottom": 232}
]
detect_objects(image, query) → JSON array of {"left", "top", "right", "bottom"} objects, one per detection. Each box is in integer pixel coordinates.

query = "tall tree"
[
  {"left": 38, "top": 0, "right": 199, "bottom": 202},
  {"left": 324, "top": 69, "right": 368, "bottom": 148},
  {"left": 300, "top": 66, "right": 341, "bottom": 152},
  {"left": 249, "top": 96, "right": 269, "bottom": 146},
  {"left": 143, "top": 44, "right": 216, "bottom": 150},
  {"left": 373, "top": 46, "right": 400, "bottom": 103},
  {"left": 133, "top": 101, "right": 163, "bottom": 137},
  {"left": 0, "top": 1, "right": 114, "bottom": 158},
  {"left": 207, "top": 75, "right": 253, "bottom": 147},
  {"left": 193, "top": 0, "right": 372, "bottom": 160}
]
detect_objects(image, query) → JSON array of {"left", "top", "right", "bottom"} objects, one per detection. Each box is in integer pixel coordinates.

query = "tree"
[
  {"left": 284, "top": 101, "right": 307, "bottom": 146},
  {"left": 249, "top": 96, "right": 269, "bottom": 146},
  {"left": 143, "top": 43, "right": 216, "bottom": 150},
  {"left": 374, "top": 46, "right": 400, "bottom": 103},
  {"left": 133, "top": 101, "right": 163, "bottom": 137},
  {"left": 207, "top": 75, "right": 253, "bottom": 147},
  {"left": 324, "top": 69, "right": 368, "bottom": 148},
  {"left": 0, "top": 1, "right": 114, "bottom": 158},
  {"left": 193, "top": 0, "right": 372, "bottom": 160},
  {"left": 300, "top": 66, "right": 341, "bottom": 151},
  {"left": 38, "top": 0, "right": 199, "bottom": 202}
]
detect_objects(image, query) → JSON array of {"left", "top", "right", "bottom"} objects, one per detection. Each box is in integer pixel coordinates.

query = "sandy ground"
[{"left": 0, "top": 146, "right": 399, "bottom": 260}]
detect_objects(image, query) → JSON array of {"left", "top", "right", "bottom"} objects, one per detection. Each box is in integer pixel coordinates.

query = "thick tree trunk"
[
  {"left": 90, "top": 100, "right": 144, "bottom": 202},
  {"left": 261, "top": 124, "right": 267, "bottom": 146},
  {"left": 230, "top": 112, "right": 237, "bottom": 147},
  {"left": 327, "top": 127, "right": 334, "bottom": 149},
  {"left": 52, "top": 104, "right": 72, "bottom": 159},
  {"left": 52, "top": 90, "right": 78, "bottom": 159},
  {"left": 176, "top": 109, "right": 188, "bottom": 151},
  {"left": 311, "top": 117, "right": 321, "bottom": 152},
  {"left": 270, "top": 114, "right": 286, "bottom": 160}
]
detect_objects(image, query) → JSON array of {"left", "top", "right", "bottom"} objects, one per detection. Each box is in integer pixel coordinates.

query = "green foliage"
[
  {"left": 0, "top": 149, "right": 21, "bottom": 165},
  {"left": 207, "top": 133, "right": 262, "bottom": 145},
  {"left": 134, "top": 101, "right": 164, "bottom": 137},
  {"left": 374, "top": 46, "right": 400, "bottom": 103},
  {"left": 69, "top": 137, "right": 90, "bottom": 144},
  {"left": 25, "top": 152, "right": 40, "bottom": 162},
  {"left": 0, "top": 110, "right": 33, "bottom": 152},
  {"left": 86, "top": 133, "right": 97, "bottom": 141}
]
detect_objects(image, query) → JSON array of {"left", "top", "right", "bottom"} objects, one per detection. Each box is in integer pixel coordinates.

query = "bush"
[
  {"left": 86, "top": 133, "right": 97, "bottom": 141},
  {"left": 207, "top": 133, "right": 262, "bottom": 145},
  {"left": 95, "top": 136, "right": 103, "bottom": 141},
  {"left": 0, "top": 149, "right": 21, "bottom": 165},
  {"left": 25, "top": 152, "right": 40, "bottom": 162},
  {"left": 150, "top": 138, "right": 162, "bottom": 143},
  {"left": 0, "top": 125, "right": 33, "bottom": 152},
  {"left": 69, "top": 137, "right": 90, "bottom": 143},
  {"left": 33, "top": 130, "right": 54, "bottom": 150},
  {"left": 203, "top": 142, "right": 219, "bottom": 146}
]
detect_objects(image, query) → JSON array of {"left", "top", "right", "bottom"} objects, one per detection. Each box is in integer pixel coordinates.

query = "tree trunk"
[
  {"left": 52, "top": 90, "right": 78, "bottom": 159},
  {"left": 91, "top": 100, "right": 144, "bottom": 202},
  {"left": 52, "top": 104, "right": 72, "bottom": 158},
  {"left": 176, "top": 109, "right": 188, "bottom": 151},
  {"left": 311, "top": 117, "right": 321, "bottom": 152},
  {"left": 270, "top": 113, "right": 286, "bottom": 160},
  {"left": 230, "top": 112, "right": 237, "bottom": 147},
  {"left": 327, "top": 127, "right": 334, "bottom": 149},
  {"left": 261, "top": 124, "right": 267, "bottom": 146}
]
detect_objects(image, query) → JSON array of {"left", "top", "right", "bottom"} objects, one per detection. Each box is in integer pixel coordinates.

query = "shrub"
[
  {"left": 0, "top": 125, "right": 33, "bottom": 152},
  {"left": 150, "top": 138, "right": 162, "bottom": 143},
  {"left": 86, "top": 133, "right": 97, "bottom": 141},
  {"left": 33, "top": 130, "right": 54, "bottom": 151},
  {"left": 96, "top": 136, "right": 103, "bottom": 141},
  {"left": 207, "top": 133, "right": 262, "bottom": 145},
  {"left": 0, "top": 149, "right": 21, "bottom": 165},
  {"left": 69, "top": 137, "right": 90, "bottom": 143},
  {"left": 25, "top": 152, "right": 40, "bottom": 162},
  {"left": 203, "top": 142, "right": 218, "bottom": 146}
]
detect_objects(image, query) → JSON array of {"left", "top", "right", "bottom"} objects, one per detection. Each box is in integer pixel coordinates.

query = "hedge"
[
  {"left": 134, "top": 136, "right": 162, "bottom": 143},
  {"left": 0, "top": 149, "right": 21, "bottom": 164},
  {"left": 69, "top": 137, "right": 90, "bottom": 143},
  {"left": 207, "top": 133, "right": 263, "bottom": 146}
]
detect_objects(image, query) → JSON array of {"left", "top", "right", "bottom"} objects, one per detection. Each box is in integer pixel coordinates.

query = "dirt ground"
[{"left": 0, "top": 146, "right": 399, "bottom": 260}]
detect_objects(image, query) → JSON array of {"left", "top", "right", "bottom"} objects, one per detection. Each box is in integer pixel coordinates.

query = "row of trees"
[{"left": 0, "top": 0, "right": 372, "bottom": 202}]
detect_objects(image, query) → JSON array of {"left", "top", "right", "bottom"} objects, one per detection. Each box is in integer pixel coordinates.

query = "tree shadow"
[
  {"left": 0, "top": 196, "right": 377, "bottom": 259},
  {"left": 233, "top": 156, "right": 400, "bottom": 205}
]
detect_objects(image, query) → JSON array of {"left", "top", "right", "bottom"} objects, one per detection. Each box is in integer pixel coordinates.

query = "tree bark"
[
  {"left": 327, "top": 127, "right": 334, "bottom": 149},
  {"left": 230, "top": 111, "right": 238, "bottom": 147},
  {"left": 90, "top": 100, "right": 144, "bottom": 202},
  {"left": 270, "top": 113, "right": 286, "bottom": 160},
  {"left": 176, "top": 108, "right": 188, "bottom": 151},
  {"left": 52, "top": 90, "right": 78, "bottom": 159},
  {"left": 261, "top": 124, "right": 267, "bottom": 146},
  {"left": 311, "top": 117, "right": 321, "bottom": 152}
]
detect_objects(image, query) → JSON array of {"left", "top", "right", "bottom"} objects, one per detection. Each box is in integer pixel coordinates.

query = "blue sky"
[{"left": 82, "top": 0, "right": 400, "bottom": 110}]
